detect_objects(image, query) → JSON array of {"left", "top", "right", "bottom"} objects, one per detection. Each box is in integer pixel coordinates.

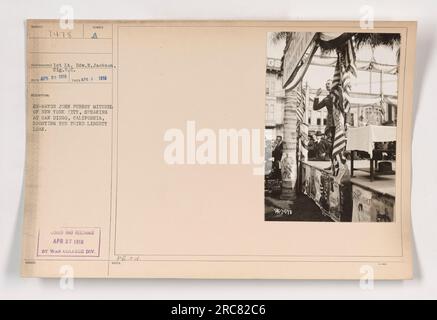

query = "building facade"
[{"left": 265, "top": 58, "right": 285, "bottom": 141}]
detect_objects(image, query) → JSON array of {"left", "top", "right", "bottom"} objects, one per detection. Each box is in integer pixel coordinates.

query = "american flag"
[
  {"left": 330, "top": 86, "right": 346, "bottom": 161},
  {"left": 331, "top": 37, "right": 357, "bottom": 163},
  {"left": 332, "top": 37, "right": 357, "bottom": 115}
]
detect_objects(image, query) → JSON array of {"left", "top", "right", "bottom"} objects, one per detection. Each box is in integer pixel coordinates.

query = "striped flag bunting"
[
  {"left": 330, "top": 36, "right": 357, "bottom": 168},
  {"left": 295, "top": 86, "right": 306, "bottom": 123},
  {"left": 332, "top": 37, "right": 357, "bottom": 115}
]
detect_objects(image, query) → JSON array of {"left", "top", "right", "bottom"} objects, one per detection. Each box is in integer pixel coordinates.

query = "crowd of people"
[{"left": 307, "top": 131, "right": 332, "bottom": 161}]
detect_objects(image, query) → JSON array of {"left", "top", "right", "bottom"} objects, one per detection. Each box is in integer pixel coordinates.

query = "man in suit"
[
  {"left": 307, "top": 135, "right": 316, "bottom": 160},
  {"left": 313, "top": 131, "right": 330, "bottom": 161},
  {"left": 272, "top": 135, "right": 283, "bottom": 179},
  {"left": 313, "top": 79, "right": 339, "bottom": 171},
  {"left": 313, "top": 79, "right": 336, "bottom": 144}
]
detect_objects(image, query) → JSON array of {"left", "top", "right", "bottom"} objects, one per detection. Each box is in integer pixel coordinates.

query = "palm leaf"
[
  {"left": 270, "top": 32, "right": 291, "bottom": 44},
  {"left": 354, "top": 33, "right": 400, "bottom": 49},
  {"left": 316, "top": 33, "right": 400, "bottom": 52}
]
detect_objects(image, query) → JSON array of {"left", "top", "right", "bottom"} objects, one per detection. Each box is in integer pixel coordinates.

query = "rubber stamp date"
[{"left": 37, "top": 227, "right": 101, "bottom": 257}]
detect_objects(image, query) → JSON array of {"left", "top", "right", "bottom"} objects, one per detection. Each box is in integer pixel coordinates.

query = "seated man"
[
  {"left": 313, "top": 131, "right": 327, "bottom": 161},
  {"left": 307, "top": 135, "right": 316, "bottom": 160}
]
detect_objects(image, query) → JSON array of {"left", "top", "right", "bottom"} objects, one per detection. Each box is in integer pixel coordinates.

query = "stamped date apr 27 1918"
[{"left": 37, "top": 227, "right": 101, "bottom": 257}]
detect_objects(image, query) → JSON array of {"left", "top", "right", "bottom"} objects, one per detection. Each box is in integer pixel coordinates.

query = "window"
[
  {"left": 316, "top": 118, "right": 321, "bottom": 125},
  {"left": 323, "top": 118, "right": 327, "bottom": 125},
  {"left": 308, "top": 117, "right": 311, "bottom": 124},
  {"left": 265, "top": 104, "right": 274, "bottom": 121},
  {"left": 270, "top": 79, "right": 275, "bottom": 94}
]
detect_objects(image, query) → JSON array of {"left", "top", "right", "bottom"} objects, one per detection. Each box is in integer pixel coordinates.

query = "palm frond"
[
  {"left": 354, "top": 33, "right": 400, "bottom": 50},
  {"left": 270, "top": 32, "right": 291, "bottom": 44},
  {"left": 315, "top": 32, "right": 400, "bottom": 53}
]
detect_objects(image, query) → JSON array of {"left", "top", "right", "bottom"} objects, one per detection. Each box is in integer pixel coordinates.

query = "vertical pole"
[
  {"left": 369, "top": 67, "right": 372, "bottom": 94},
  {"left": 380, "top": 69, "right": 386, "bottom": 123},
  {"left": 380, "top": 69, "right": 383, "bottom": 96}
]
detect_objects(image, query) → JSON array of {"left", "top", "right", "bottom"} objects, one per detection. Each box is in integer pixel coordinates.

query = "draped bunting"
[
  {"left": 318, "top": 33, "right": 354, "bottom": 50},
  {"left": 283, "top": 42, "right": 318, "bottom": 90},
  {"left": 332, "top": 37, "right": 357, "bottom": 114},
  {"left": 318, "top": 33, "right": 358, "bottom": 177},
  {"left": 319, "top": 32, "right": 344, "bottom": 41},
  {"left": 330, "top": 86, "right": 347, "bottom": 165}
]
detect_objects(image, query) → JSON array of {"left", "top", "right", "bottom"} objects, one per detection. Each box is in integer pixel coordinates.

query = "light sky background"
[{"left": 267, "top": 34, "right": 398, "bottom": 96}]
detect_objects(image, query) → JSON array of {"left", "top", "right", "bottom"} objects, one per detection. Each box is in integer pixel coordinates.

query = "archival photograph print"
[{"left": 265, "top": 32, "right": 400, "bottom": 222}]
